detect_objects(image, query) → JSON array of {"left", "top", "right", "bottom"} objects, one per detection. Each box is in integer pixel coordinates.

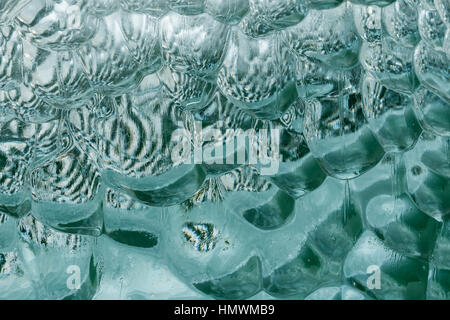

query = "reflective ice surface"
[{"left": 0, "top": 0, "right": 449, "bottom": 300}]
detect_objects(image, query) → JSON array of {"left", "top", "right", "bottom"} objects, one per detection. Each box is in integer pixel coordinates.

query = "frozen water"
[
  {"left": 218, "top": 28, "right": 297, "bottom": 119},
  {"left": 404, "top": 132, "right": 450, "bottom": 222},
  {"left": 17, "top": 214, "right": 100, "bottom": 299},
  {"left": 0, "top": 0, "right": 448, "bottom": 300},
  {"left": 282, "top": 3, "right": 361, "bottom": 69},
  {"left": 413, "top": 86, "right": 450, "bottom": 136},
  {"left": 262, "top": 178, "right": 362, "bottom": 298},
  {"left": 361, "top": 72, "right": 422, "bottom": 152},
  {"left": 351, "top": 154, "right": 440, "bottom": 258},
  {"left": 305, "top": 285, "right": 371, "bottom": 300},
  {"left": 303, "top": 65, "right": 385, "bottom": 179},
  {"left": 344, "top": 230, "right": 429, "bottom": 299}
]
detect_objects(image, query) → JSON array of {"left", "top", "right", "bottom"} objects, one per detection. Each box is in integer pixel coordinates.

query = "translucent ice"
[
  {"left": 0, "top": 0, "right": 448, "bottom": 301},
  {"left": 344, "top": 230, "right": 429, "bottom": 299},
  {"left": 217, "top": 28, "right": 297, "bottom": 119},
  {"left": 404, "top": 132, "right": 450, "bottom": 222},
  {"left": 361, "top": 73, "right": 422, "bottom": 152}
]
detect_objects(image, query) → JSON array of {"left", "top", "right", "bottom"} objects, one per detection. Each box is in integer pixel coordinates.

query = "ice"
[
  {"left": 414, "top": 41, "right": 450, "bottom": 102},
  {"left": 160, "top": 12, "right": 229, "bottom": 79},
  {"left": 306, "top": 0, "right": 344, "bottom": 11},
  {"left": 350, "top": 0, "right": 394, "bottom": 6},
  {"left": 427, "top": 267, "right": 450, "bottom": 299},
  {"left": 87, "top": 0, "right": 119, "bottom": 16},
  {"left": 404, "top": 132, "right": 450, "bottom": 222},
  {"left": 293, "top": 56, "right": 346, "bottom": 100},
  {"left": 262, "top": 178, "right": 362, "bottom": 298},
  {"left": 302, "top": 66, "right": 385, "bottom": 179},
  {"left": 188, "top": 91, "right": 253, "bottom": 175},
  {"left": 0, "top": 0, "right": 448, "bottom": 301},
  {"left": 205, "top": 0, "right": 249, "bottom": 25},
  {"left": 0, "top": 27, "right": 23, "bottom": 90},
  {"left": 168, "top": 0, "right": 205, "bottom": 16},
  {"left": 352, "top": 4, "right": 383, "bottom": 43},
  {"left": 158, "top": 66, "right": 217, "bottom": 111},
  {"left": 265, "top": 125, "right": 326, "bottom": 198},
  {"left": 161, "top": 167, "right": 305, "bottom": 299},
  {"left": 217, "top": 28, "right": 297, "bottom": 119},
  {"left": 103, "top": 188, "right": 163, "bottom": 250},
  {"left": 427, "top": 219, "right": 450, "bottom": 299},
  {"left": 22, "top": 43, "right": 94, "bottom": 110},
  {"left": 381, "top": 0, "right": 420, "bottom": 47},
  {"left": 0, "top": 118, "right": 60, "bottom": 218},
  {"left": 119, "top": 0, "right": 169, "bottom": 17},
  {"left": 0, "top": 248, "right": 36, "bottom": 299},
  {"left": 17, "top": 214, "right": 100, "bottom": 299},
  {"left": 193, "top": 256, "right": 262, "bottom": 299},
  {"left": 0, "top": 0, "right": 31, "bottom": 25},
  {"left": 16, "top": 0, "right": 98, "bottom": 50},
  {"left": 418, "top": 1, "right": 447, "bottom": 51},
  {"left": 94, "top": 235, "right": 204, "bottom": 299},
  {"left": 282, "top": 4, "right": 361, "bottom": 69},
  {"left": 247, "top": 0, "right": 308, "bottom": 31},
  {"left": 360, "top": 36, "right": 419, "bottom": 94},
  {"left": 305, "top": 285, "right": 371, "bottom": 300},
  {"left": 432, "top": 219, "right": 450, "bottom": 269},
  {"left": 29, "top": 125, "right": 103, "bottom": 236},
  {"left": 351, "top": 154, "right": 440, "bottom": 258},
  {"left": 366, "top": 194, "right": 440, "bottom": 257},
  {"left": 163, "top": 175, "right": 263, "bottom": 299},
  {"left": 344, "top": 230, "right": 429, "bottom": 299},
  {"left": 225, "top": 172, "right": 296, "bottom": 229},
  {"left": 0, "top": 121, "right": 33, "bottom": 217},
  {"left": 193, "top": 99, "right": 326, "bottom": 196},
  {"left": 119, "top": 11, "right": 162, "bottom": 75},
  {"left": 361, "top": 73, "right": 422, "bottom": 152},
  {"left": 413, "top": 86, "right": 450, "bottom": 136},
  {"left": 0, "top": 213, "right": 17, "bottom": 251},
  {"left": 76, "top": 12, "right": 142, "bottom": 95},
  {"left": 69, "top": 90, "right": 208, "bottom": 206},
  {"left": 6, "top": 84, "right": 58, "bottom": 123},
  {"left": 434, "top": 0, "right": 450, "bottom": 27},
  {"left": 239, "top": 10, "right": 275, "bottom": 38}
]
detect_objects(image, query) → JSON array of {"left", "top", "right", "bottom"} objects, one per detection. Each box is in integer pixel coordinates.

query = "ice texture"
[{"left": 0, "top": 0, "right": 448, "bottom": 300}]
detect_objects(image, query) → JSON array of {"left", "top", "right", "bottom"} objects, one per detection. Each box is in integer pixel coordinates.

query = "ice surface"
[
  {"left": 262, "top": 178, "right": 362, "bottom": 298},
  {"left": 404, "top": 132, "right": 450, "bottom": 222},
  {"left": 305, "top": 285, "right": 372, "bottom": 300},
  {"left": 0, "top": 0, "right": 448, "bottom": 300},
  {"left": 344, "top": 230, "right": 429, "bottom": 299}
]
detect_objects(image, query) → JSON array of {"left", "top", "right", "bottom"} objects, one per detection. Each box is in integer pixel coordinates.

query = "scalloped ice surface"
[{"left": 0, "top": 0, "right": 449, "bottom": 300}]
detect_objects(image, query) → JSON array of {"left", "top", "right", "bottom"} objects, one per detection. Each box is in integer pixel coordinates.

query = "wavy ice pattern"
[{"left": 0, "top": 0, "right": 449, "bottom": 300}]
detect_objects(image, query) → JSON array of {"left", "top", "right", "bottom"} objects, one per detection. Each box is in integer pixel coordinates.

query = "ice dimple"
[
  {"left": 16, "top": 0, "right": 98, "bottom": 51},
  {"left": 217, "top": 28, "right": 297, "bottom": 120},
  {"left": 160, "top": 12, "right": 229, "bottom": 79},
  {"left": 282, "top": 3, "right": 361, "bottom": 69},
  {"left": 361, "top": 72, "right": 422, "bottom": 152},
  {"left": 413, "top": 86, "right": 450, "bottom": 137}
]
